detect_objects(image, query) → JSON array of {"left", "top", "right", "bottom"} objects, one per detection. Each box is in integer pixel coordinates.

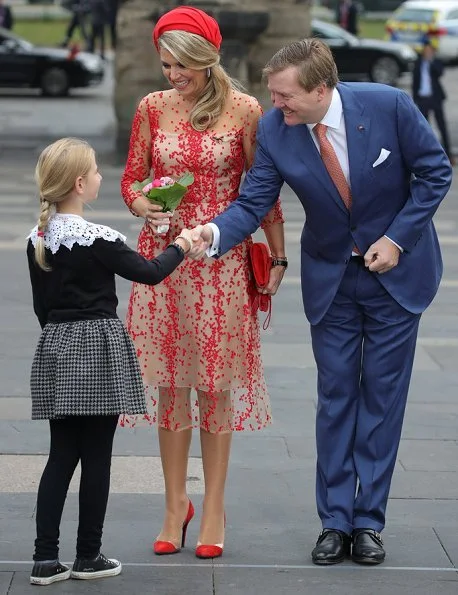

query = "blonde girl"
[{"left": 27, "top": 137, "right": 193, "bottom": 586}]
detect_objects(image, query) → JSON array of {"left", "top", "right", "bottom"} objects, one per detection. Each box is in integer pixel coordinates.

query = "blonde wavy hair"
[
  {"left": 34, "top": 137, "right": 94, "bottom": 271},
  {"left": 157, "top": 30, "right": 243, "bottom": 131}
]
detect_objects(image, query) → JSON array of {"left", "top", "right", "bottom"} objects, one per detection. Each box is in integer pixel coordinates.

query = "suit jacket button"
[{"left": 351, "top": 225, "right": 357, "bottom": 231}]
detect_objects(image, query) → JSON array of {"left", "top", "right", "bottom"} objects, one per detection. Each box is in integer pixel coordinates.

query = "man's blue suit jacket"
[{"left": 212, "top": 82, "right": 452, "bottom": 325}]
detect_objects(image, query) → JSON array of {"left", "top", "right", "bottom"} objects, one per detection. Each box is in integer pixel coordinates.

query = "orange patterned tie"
[{"left": 313, "top": 123, "right": 352, "bottom": 210}]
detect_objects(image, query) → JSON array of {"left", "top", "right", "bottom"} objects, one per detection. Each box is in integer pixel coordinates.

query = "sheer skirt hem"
[{"left": 119, "top": 382, "right": 272, "bottom": 433}]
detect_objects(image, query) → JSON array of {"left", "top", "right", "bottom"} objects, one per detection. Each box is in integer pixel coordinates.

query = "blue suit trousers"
[{"left": 310, "top": 257, "right": 421, "bottom": 534}]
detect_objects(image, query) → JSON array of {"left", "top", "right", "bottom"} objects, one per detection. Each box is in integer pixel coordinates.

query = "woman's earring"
[{"left": 207, "top": 67, "right": 211, "bottom": 78}]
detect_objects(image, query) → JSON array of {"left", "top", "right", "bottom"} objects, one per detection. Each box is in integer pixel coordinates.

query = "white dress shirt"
[{"left": 418, "top": 60, "right": 432, "bottom": 98}]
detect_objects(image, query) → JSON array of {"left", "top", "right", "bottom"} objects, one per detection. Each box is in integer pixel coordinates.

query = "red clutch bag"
[{"left": 249, "top": 242, "right": 272, "bottom": 329}]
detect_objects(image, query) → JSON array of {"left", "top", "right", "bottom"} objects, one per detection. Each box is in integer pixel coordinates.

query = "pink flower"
[{"left": 143, "top": 177, "right": 175, "bottom": 195}]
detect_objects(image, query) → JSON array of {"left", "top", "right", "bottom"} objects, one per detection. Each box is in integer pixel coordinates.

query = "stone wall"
[
  {"left": 113, "top": 0, "right": 162, "bottom": 157},
  {"left": 248, "top": 1, "right": 312, "bottom": 107}
]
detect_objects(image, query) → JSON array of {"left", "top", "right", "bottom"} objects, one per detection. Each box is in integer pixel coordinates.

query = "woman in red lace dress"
[{"left": 120, "top": 6, "right": 286, "bottom": 559}]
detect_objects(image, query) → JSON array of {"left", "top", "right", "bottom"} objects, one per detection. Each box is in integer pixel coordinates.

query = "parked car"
[
  {"left": 386, "top": 0, "right": 458, "bottom": 63},
  {"left": 0, "top": 27, "right": 104, "bottom": 97},
  {"left": 311, "top": 19, "right": 417, "bottom": 85}
]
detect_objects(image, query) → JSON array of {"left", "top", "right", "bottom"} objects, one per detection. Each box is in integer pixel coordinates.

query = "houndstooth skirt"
[{"left": 30, "top": 318, "right": 147, "bottom": 420}]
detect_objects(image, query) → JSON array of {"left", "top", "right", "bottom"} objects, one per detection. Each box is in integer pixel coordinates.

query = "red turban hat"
[{"left": 153, "top": 5, "right": 222, "bottom": 51}]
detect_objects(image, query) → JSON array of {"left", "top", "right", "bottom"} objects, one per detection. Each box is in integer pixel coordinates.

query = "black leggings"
[{"left": 33, "top": 416, "right": 118, "bottom": 561}]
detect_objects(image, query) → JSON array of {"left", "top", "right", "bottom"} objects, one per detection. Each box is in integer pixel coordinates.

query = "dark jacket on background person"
[
  {"left": 336, "top": 0, "right": 358, "bottom": 35},
  {"left": 90, "top": 0, "right": 110, "bottom": 25},
  {"left": 412, "top": 55, "right": 446, "bottom": 103},
  {"left": 0, "top": 3, "right": 13, "bottom": 30},
  {"left": 62, "top": 0, "right": 91, "bottom": 15},
  {"left": 412, "top": 51, "right": 451, "bottom": 160},
  {"left": 106, "top": 0, "right": 118, "bottom": 26}
]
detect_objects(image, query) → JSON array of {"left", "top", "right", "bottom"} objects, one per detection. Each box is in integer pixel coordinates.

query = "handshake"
[
  {"left": 143, "top": 202, "right": 214, "bottom": 259},
  {"left": 142, "top": 203, "right": 214, "bottom": 259},
  {"left": 172, "top": 225, "right": 214, "bottom": 260}
]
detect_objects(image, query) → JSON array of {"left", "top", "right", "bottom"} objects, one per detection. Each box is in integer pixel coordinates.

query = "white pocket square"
[{"left": 372, "top": 148, "right": 391, "bottom": 168}]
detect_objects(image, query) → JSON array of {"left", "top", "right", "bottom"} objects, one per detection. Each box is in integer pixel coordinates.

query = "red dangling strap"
[{"left": 251, "top": 293, "right": 272, "bottom": 329}]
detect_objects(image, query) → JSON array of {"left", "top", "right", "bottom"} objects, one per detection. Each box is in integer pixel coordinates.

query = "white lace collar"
[{"left": 27, "top": 213, "right": 126, "bottom": 254}]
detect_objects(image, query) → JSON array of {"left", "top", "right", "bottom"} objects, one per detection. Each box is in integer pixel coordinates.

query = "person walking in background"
[
  {"left": 0, "top": 0, "right": 14, "bottom": 30},
  {"left": 27, "top": 137, "right": 195, "bottom": 586},
  {"left": 60, "top": 0, "right": 90, "bottom": 48},
  {"left": 336, "top": 0, "right": 359, "bottom": 35},
  {"left": 120, "top": 6, "right": 285, "bottom": 560},
  {"left": 413, "top": 41, "right": 454, "bottom": 165},
  {"left": 190, "top": 38, "right": 452, "bottom": 566},
  {"left": 88, "top": 0, "right": 110, "bottom": 59},
  {"left": 106, "top": 0, "right": 118, "bottom": 50}
]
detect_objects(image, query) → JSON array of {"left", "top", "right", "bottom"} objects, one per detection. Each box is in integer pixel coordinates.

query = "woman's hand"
[
  {"left": 130, "top": 196, "right": 172, "bottom": 233},
  {"left": 260, "top": 265, "right": 286, "bottom": 296}
]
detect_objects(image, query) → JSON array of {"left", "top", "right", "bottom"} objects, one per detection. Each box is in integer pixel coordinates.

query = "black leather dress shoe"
[
  {"left": 311, "top": 529, "right": 351, "bottom": 565},
  {"left": 351, "top": 529, "right": 385, "bottom": 565}
]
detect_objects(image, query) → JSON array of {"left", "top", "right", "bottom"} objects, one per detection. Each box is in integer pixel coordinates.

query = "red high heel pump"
[
  {"left": 195, "top": 514, "right": 226, "bottom": 559},
  {"left": 153, "top": 500, "right": 194, "bottom": 555}
]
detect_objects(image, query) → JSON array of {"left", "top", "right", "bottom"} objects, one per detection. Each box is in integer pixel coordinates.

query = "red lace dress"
[{"left": 120, "top": 89, "right": 284, "bottom": 433}]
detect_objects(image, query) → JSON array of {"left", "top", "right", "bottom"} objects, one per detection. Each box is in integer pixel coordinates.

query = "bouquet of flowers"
[{"left": 132, "top": 172, "right": 194, "bottom": 234}]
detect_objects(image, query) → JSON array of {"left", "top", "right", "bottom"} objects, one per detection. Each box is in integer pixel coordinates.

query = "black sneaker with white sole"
[
  {"left": 30, "top": 560, "right": 71, "bottom": 586},
  {"left": 71, "top": 552, "right": 122, "bottom": 580}
]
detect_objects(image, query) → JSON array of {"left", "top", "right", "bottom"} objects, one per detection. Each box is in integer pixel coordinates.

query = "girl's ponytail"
[{"left": 34, "top": 199, "right": 53, "bottom": 271}]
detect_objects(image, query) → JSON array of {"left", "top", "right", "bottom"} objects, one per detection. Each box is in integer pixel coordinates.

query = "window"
[{"left": 394, "top": 8, "right": 435, "bottom": 23}]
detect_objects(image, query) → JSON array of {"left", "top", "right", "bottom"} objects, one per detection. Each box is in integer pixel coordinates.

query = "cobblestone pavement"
[{"left": 0, "top": 62, "right": 458, "bottom": 594}]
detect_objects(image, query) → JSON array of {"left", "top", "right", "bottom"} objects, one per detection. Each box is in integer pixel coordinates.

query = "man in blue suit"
[{"left": 191, "top": 38, "right": 452, "bottom": 565}]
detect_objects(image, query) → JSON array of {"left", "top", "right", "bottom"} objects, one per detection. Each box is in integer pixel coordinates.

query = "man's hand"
[
  {"left": 188, "top": 224, "right": 214, "bottom": 259},
  {"left": 260, "top": 265, "right": 286, "bottom": 296},
  {"left": 364, "top": 237, "right": 400, "bottom": 274}
]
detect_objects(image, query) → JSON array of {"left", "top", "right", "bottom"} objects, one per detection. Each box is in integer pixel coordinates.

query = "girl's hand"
[{"left": 174, "top": 229, "right": 193, "bottom": 255}]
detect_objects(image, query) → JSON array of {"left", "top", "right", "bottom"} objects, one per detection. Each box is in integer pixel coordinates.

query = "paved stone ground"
[
  {"left": 1, "top": 57, "right": 458, "bottom": 595},
  {"left": 0, "top": 155, "right": 457, "bottom": 594}
]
